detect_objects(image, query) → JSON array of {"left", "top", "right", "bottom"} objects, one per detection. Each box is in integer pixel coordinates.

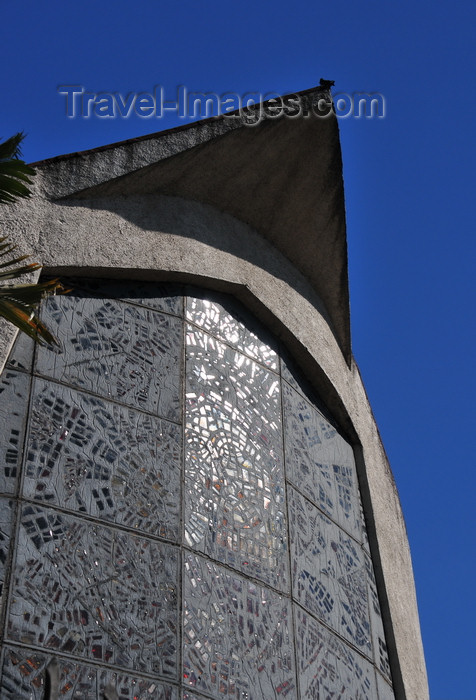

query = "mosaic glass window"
[
  {"left": 184, "top": 326, "right": 287, "bottom": 590},
  {"left": 282, "top": 382, "right": 363, "bottom": 542},
  {"left": 8, "top": 505, "right": 178, "bottom": 677},
  {"left": 186, "top": 294, "right": 279, "bottom": 371},
  {"left": 0, "top": 645, "right": 178, "bottom": 699},
  {"left": 288, "top": 487, "right": 371, "bottom": 654},
  {"left": 23, "top": 379, "right": 181, "bottom": 540},
  {"left": 0, "top": 281, "right": 395, "bottom": 698},
  {"left": 295, "top": 608, "right": 376, "bottom": 699},
  {"left": 0, "top": 370, "right": 31, "bottom": 494},
  {"left": 37, "top": 294, "right": 182, "bottom": 421},
  {"left": 183, "top": 553, "right": 295, "bottom": 698},
  {"left": 0, "top": 498, "right": 15, "bottom": 616}
]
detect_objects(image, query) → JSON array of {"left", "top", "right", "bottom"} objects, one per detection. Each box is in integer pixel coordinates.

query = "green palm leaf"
[
  {"left": 0, "top": 236, "right": 67, "bottom": 346},
  {"left": 0, "top": 282, "right": 62, "bottom": 346},
  {"left": 0, "top": 132, "right": 35, "bottom": 204},
  {"left": 0, "top": 237, "right": 68, "bottom": 345},
  {"left": 0, "top": 133, "right": 69, "bottom": 345}
]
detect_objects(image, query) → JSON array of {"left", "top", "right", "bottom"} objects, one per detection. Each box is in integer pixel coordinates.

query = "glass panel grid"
[
  {"left": 0, "top": 282, "right": 395, "bottom": 699},
  {"left": 283, "top": 382, "right": 363, "bottom": 543},
  {"left": 295, "top": 607, "right": 377, "bottom": 700},
  {"left": 0, "top": 645, "right": 179, "bottom": 699},
  {"left": 288, "top": 487, "right": 372, "bottom": 657},
  {"left": 0, "top": 646, "right": 97, "bottom": 699},
  {"left": 366, "top": 556, "right": 393, "bottom": 681}
]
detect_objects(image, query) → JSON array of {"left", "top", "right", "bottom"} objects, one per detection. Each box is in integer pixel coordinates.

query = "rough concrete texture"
[
  {"left": 34, "top": 87, "right": 351, "bottom": 364},
  {"left": 0, "top": 89, "right": 428, "bottom": 699}
]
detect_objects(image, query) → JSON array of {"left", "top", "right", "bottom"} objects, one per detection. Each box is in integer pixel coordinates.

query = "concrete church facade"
[{"left": 0, "top": 86, "right": 428, "bottom": 699}]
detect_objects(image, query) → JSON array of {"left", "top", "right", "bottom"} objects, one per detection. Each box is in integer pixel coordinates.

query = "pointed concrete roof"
[{"left": 35, "top": 85, "right": 351, "bottom": 361}]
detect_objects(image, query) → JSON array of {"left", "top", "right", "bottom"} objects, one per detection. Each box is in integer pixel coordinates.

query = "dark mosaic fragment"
[
  {"left": 0, "top": 498, "right": 15, "bottom": 615},
  {"left": 59, "top": 278, "right": 184, "bottom": 316},
  {"left": 99, "top": 669, "right": 178, "bottom": 699},
  {"left": 0, "top": 645, "right": 180, "bottom": 699},
  {"left": 0, "top": 370, "right": 31, "bottom": 494},
  {"left": 0, "top": 646, "right": 96, "bottom": 699},
  {"left": 5, "top": 330, "right": 35, "bottom": 372}
]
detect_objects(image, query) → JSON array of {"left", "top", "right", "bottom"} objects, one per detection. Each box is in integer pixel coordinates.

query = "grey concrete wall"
[{"left": 0, "top": 184, "right": 428, "bottom": 699}]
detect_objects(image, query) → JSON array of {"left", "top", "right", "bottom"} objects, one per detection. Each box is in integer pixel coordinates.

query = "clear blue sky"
[{"left": 2, "top": 2, "right": 475, "bottom": 697}]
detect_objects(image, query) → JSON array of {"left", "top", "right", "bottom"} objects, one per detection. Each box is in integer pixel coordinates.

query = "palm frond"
[
  {"left": 0, "top": 235, "right": 41, "bottom": 278},
  {"left": 0, "top": 278, "right": 67, "bottom": 346},
  {"left": 0, "top": 254, "right": 32, "bottom": 271},
  {"left": 0, "top": 133, "right": 25, "bottom": 159},
  {"left": 0, "top": 133, "right": 69, "bottom": 345},
  {"left": 0, "top": 133, "right": 35, "bottom": 204},
  {"left": 0, "top": 233, "right": 69, "bottom": 345},
  {"left": 0, "top": 298, "right": 57, "bottom": 346},
  {"left": 0, "top": 261, "right": 42, "bottom": 281}
]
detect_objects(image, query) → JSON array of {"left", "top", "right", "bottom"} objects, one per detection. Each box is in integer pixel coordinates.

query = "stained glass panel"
[
  {"left": 0, "top": 646, "right": 179, "bottom": 699},
  {"left": 183, "top": 553, "right": 295, "bottom": 699},
  {"left": 5, "top": 331, "right": 35, "bottom": 373},
  {"left": 0, "top": 283, "right": 396, "bottom": 699},
  {"left": 23, "top": 379, "right": 181, "bottom": 540},
  {"left": 0, "top": 498, "right": 14, "bottom": 615},
  {"left": 186, "top": 294, "right": 279, "bottom": 371},
  {"left": 283, "top": 382, "right": 362, "bottom": 542},
  {"left": 8, "top": 505, "right": 179, "bottom": 678},
  {"left": 288, "top": 487, "right": 371, "bottom": 657},
  {"left": 0, "top": 370, "right": 31, "bottom": 495},
  {"left": 0, "top": 646, "right": 97, "bottom": 699},
  {"left": 37, "top": 295, "right": 182, "bottom": 420},
  {"left": 184, "top": 326, "right": 287, "bottom": 589},
  {"left": 295, "top": 607, "right": 377, "bottom": 699}
]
